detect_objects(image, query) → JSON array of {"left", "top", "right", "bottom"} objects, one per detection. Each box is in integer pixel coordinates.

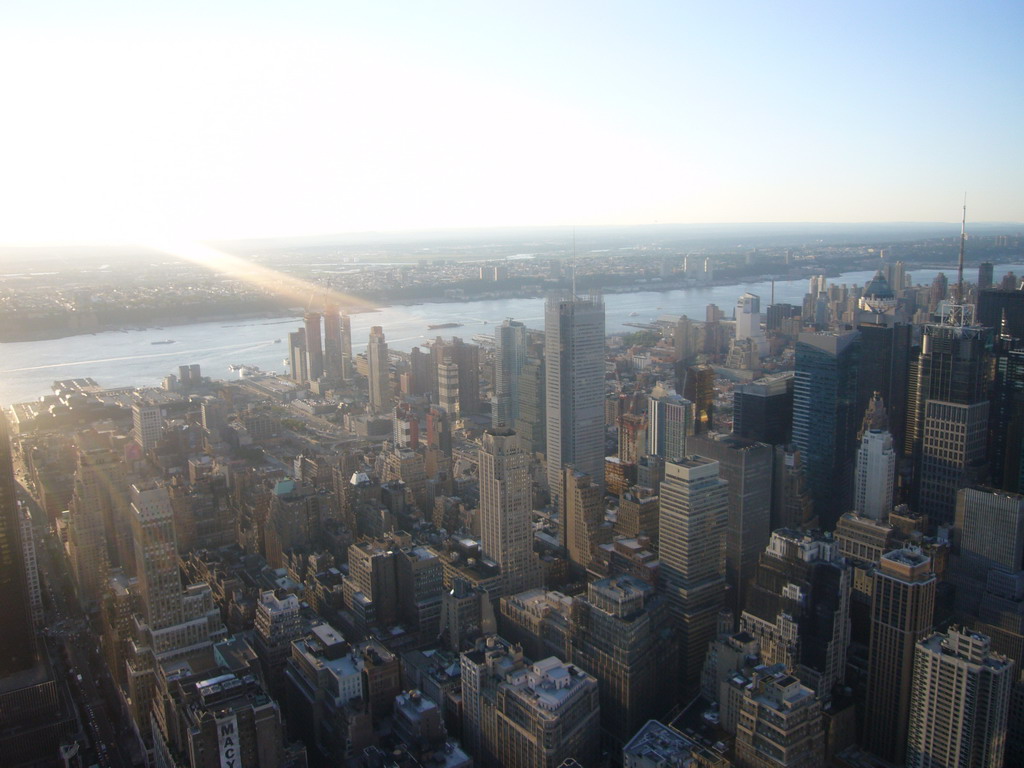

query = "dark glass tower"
[
  {"left": 0, "top": 418, "right": 36, "bottom": 676},
  {"left": 905, "top": 323, "right": 990, "bottom": 524},
  {"left": 793, "top": 331, "right": 861, "bottom": 529}
]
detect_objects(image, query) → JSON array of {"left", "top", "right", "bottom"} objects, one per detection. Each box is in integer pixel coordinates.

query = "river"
[{"left": 1, "top": 264, "right": 1018, "bottom": 406}]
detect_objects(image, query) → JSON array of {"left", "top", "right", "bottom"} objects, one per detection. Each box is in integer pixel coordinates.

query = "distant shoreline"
[{"left": 0, "top": 305, "right": 383, "bottom": 344}]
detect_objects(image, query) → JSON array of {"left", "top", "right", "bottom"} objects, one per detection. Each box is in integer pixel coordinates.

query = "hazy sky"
[{"left": 2, "top": 1, "right": 1021, "bottom": 244}]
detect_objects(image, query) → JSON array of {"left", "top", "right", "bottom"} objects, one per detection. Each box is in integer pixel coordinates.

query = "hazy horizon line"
[{"left": 2, "top": 219, "right": 1022, "bottom": 251}]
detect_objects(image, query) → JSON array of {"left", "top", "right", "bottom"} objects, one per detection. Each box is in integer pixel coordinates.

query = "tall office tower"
[
  {"left": 479, "top": 428, "right": 541, "bottom": 597},
  {"left": 345, "top": 538, "right": 399, "bottom": 627},
  {"left": 659, "top": 457, "right": 728, "bottom": 690},
  {"left": 908, "top": 323, "right": 990, "bottom": 524},
  {"left": 493, "top": 319, "right": 527, "bottom": 428},
  {"left": 304, "top": 311, "right": 324, "bottom": 381},
  {"left": 460, "top": 636, "right": 600, "bottom": 768},
  {"left": 406, "top": 346, "right": 432, "bottom": 396},
  {"left": 288, "top": 328, "right": 307, "bottom": 384},
  {"left": 568, "top": 574, "right": 678, "bottom": 746},
  {"left": 131, "top": 484, "right": 184, "bottom": 629},
  {"left": 953, "top": 487, "right": 1024, "bottom": 612},
  {"left": 563, "top": 467, "right": 606, "bottom": 576},
  {"left": 989, "top": 333, "right": 1024, "bottom": 491},
  {"left": 437, "top": 359, "right": 460, "bottom": 416},
  {"left": 367, "top": 325, "right": 391, "bottom": 414},
  {"left": 617, "top": 487, "right": 660, "bottom": 545},
  {"left": 618, "top": 412, "right": 648, "bottom": 464},
  {"left": 863, "top": 547, "right": 937, "bottom": 764},
  {"left": 67, "top": 447, "right": 132, "bottom": 597},
  {"left": 883, "top": 260, "right": 907, "bottom": 293},
  {"left": 771, "top": 446, "right": 815, "bottom": 530},
  {"left": 133, "top": 400, "right": 163, "bottom": 451},
  {"left": 0, "top": 418, "right": 35, "bottom": 675},
  {"left": 674, "top": 314, "right": 698, "bottom": 366},
  {"left": 906, "top": 628, "right": 1012, "bottom": 768},
  {"left": 19, "top": 509, "right": 42, "bottom": 629},
  {"left": 740, "top": 530, "right": 851, "bottom": 700},
  {"left": 253, "top": 589, "right": 304, "bottom": 701},
  {"left": 854, "top": 393, "right": 897, "bottom": 520},
  {"left": 930, "top": 272, "right": 949, "bottom": 312},
  {"left": 647, "top": 390, "right": 694, "bottom": 462},
  {"left": 956, "top": 487, "right": 1024, "bottom": 574},
  {"left": 734, "top": 669, "right": 824, "bottom": 768},
  {"left": 978, "top": 289, "right": 1024, "bottom": 340},
  {"left": 691, "top": 433, "right": 772, "bottom": 617},
  {"left": 732, "top": 372, "right": 794, "bottom": 446},
  {"left": 322, "top": 307, "right": 343, "bottom": 380},
  {"left": 792, "top": 330, "right": 860, "bottom": 529},
  {"left": 453, "top": 337, "right": 482, "bottom": 417},
  {"left": 340, "top": 313, "right": 354, "bottom": 380},
  {"left": 679, "top": 364, "right": 715, "bottom": 434},
  {"left": 856, "top": 321, "right": 911, "bottom": 452},
  {"left": 263, "top": 479, "right": 326, "bottom": 569},
  {"left": 979, "top": 261, "right": 995, "bottom": 290},
  {"left": 545, "top": 292, "right": 605, "bottom": 511},
  {"left": 735, "top": 292, "right": 768, "bottom": 358}
]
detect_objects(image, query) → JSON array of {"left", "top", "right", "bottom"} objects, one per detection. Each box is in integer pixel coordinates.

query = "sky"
[{"left": 1, "top": 1, "right": 1021, "bottom": 245}]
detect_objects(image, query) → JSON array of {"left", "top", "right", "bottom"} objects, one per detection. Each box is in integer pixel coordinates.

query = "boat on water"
[
  {"left": 151, "top": 340, "right": 175, "bottom": 345},
  {"left": 274, "top": 339, "right": 282, "bottom": 343},
  {"left": 427, "top": 322, "right": 463, "bottom": 330}
]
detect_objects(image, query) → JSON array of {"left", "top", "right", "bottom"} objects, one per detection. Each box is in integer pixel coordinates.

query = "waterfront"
[{"left": 1, "top": 265, "right": 1018, "bottom": 406}]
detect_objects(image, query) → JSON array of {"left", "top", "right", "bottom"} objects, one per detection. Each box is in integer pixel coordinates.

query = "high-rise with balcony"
[
  {"left": 545, "top": 292, "right": 605, "bottom": 511},
  {"left": 906, "top": 627, "right": 1011, "bottom": 768},
  {"left": 863, "top": 547, "right": 937, "bottom": 764}
]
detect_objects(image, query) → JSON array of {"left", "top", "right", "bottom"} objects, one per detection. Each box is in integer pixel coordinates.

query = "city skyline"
[{"left": 1, "top": 2, "right": 1022, "bottom": 245}]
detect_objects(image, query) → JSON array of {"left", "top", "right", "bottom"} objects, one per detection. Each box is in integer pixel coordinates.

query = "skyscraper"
[
  {"left": 735, "top": 291, "right": 767, "bottom": 358},
  {"left": 732, "top": 372, "right": 794, "bottom": 446},
  {"left": 133, "top": 401, "right": 163, "bottom": 451},
  {"left": 658, "top": 457, "right": 728, "bottom": 690},
  {"left": 563, "top": 467, "right": 606, "bottom": 577},
  {"left": 740, "top": 529, "right": 851, "bottom": 700},
  {"left": 545, "top": 292, "right": 605, "bottom": 511},
  {"left": 367, "top": 325, "right": 391, "bottom": 414},
  {"left": 906, "top": 627, "right": 1011, "bottom": 768},
  {"left": 0, "top": 417, "right": 35, "bottom": 676},
  {"left": 863, "top": 547, "right": 936, "bottom": 764},
  {"left": 322, "top": 307, "right": 343, "bottom": 380},
  {"left": 493, "top": 318, "right": 526, "bottom": 428},
  {"left": 340, "top": 313, "right": 354, "bottom": 381},
  {"left": 288, "top": 328, "right": 307, "bottom": 384},
  {"left": 516, "top": 356, "right": 546, "bottom": 455},
  {"left": 304, "top": 311, "right": 324, "bottom": 382},
  {"left": 908, "top": 324, "right": 990, "bottom": 524},
  {"left": 478, "top": 428, "right": 540, "bottom": 597},
  {"left": 691, "top": 433, "right": 773, "bottom": 618},
  {"left": 647, "top": 390, "right": 694, "bottom": 462},
  {"left": 131, "top": 484, "right": 184, "bottom": 630},
  {"left": 793, "top": 330, "right": 861, "bottom": 528},
  {"left": 854, "top": 393, "right": 896, "bottom": 520}
]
